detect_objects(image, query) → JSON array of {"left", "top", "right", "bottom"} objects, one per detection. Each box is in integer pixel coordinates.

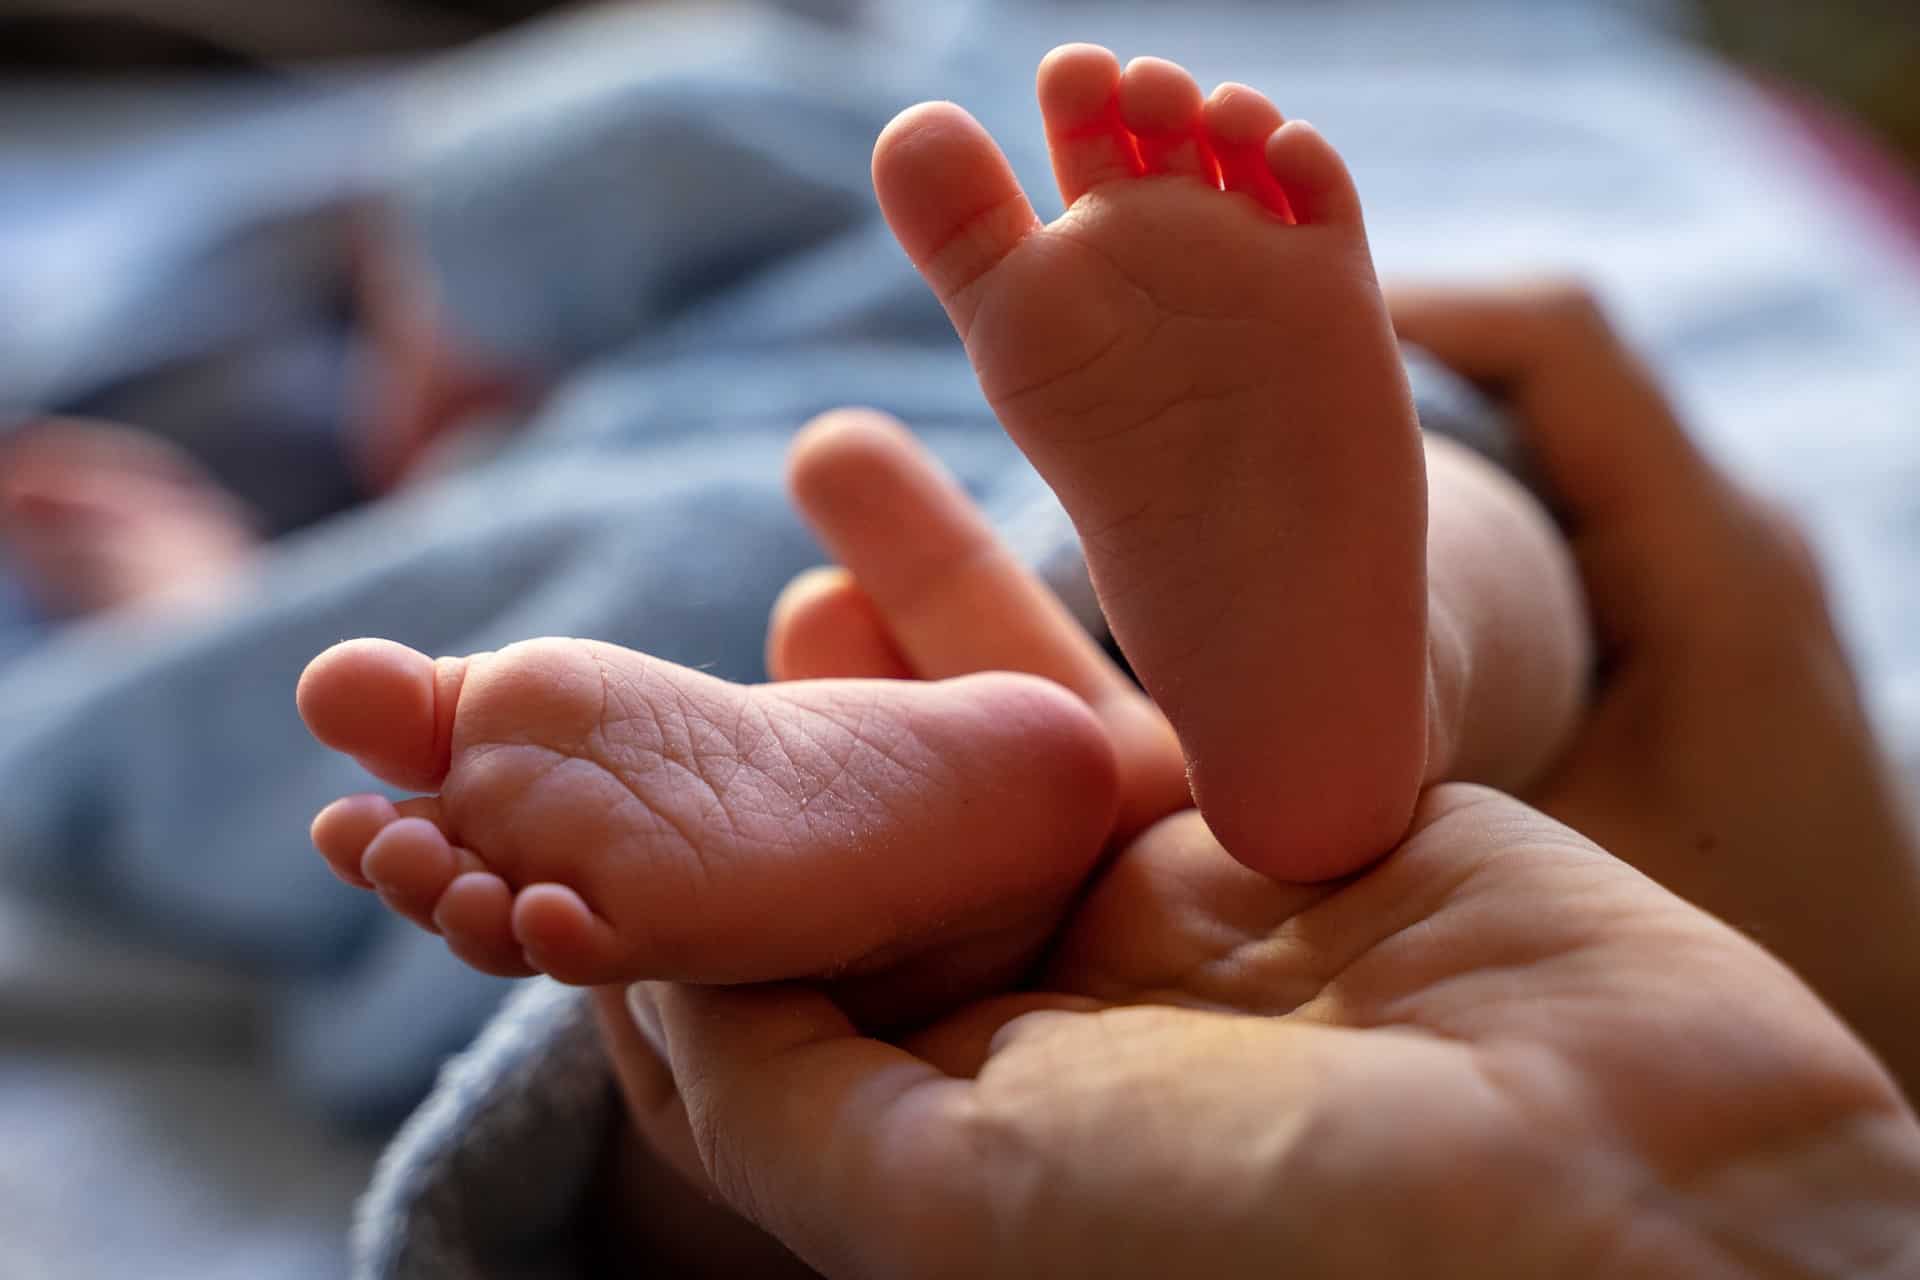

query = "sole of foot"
[
  {"left": 872, "top": 45, "right": 1429, "bottom": 881},
  {"left": 300, "top": 635, "right": 1118, "bottom": 992}
]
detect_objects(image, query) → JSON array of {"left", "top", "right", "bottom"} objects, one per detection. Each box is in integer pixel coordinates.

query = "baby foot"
[
  {"left": 298, "top": 637, "right": 1116, "bottom": 991},
  {"left": 0, "top": 418, "right": 258, "bottom": 617},
  {"left": 873, "top": 47, "right": 1428, "bottom": 880}
]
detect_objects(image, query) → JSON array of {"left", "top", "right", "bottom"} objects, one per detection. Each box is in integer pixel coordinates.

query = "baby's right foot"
[
  {"left": 874, "top": 48, "right": 1429, "bottom": 879},
  {"left": 299, "top": 636, "right": 1116, "bottom": 999}
]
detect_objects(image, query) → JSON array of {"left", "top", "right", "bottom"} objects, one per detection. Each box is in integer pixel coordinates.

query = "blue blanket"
[{"left": 3, "top": 2, "right": 1920, "bottom": 1275}]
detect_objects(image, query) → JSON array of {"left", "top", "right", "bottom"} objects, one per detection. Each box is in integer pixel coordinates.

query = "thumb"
[
  {"left": 648, "top": 979, "right": 994, "bottom": 1280},
  {"left": 1388, "top": 281, "right": 1769, "bottom": 655}
]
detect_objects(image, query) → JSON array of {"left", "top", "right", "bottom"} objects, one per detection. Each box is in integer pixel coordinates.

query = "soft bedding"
[{"left": 1, "top": 2, "right": 1916, "bottom": 1276}]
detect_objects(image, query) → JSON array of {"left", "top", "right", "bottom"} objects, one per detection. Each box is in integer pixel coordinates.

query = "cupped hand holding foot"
[
  {"left": 624, "top": 396, "right": 1920, "bottom": 1278},
  {"left": 294, "top": 40, "right": 1920, "bottom": 1278},
  {"left": 611, "top": 49, "right": 1920, "bottom": 1278},
  {"left": 1388, "top": 281, "right": 1920, "bottom": 1100}
]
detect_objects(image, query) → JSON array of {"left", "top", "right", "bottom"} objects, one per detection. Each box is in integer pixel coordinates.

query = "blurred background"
[{"left": 1, "top": 1, "right": 1917, "bottom": 1276}]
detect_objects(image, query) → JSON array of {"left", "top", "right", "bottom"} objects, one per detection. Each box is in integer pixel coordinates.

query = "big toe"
[
  {"left": 297, "top": 638, "right": 470, "bottom": 793},
  {"left": 872, "top": 102, "right": 1041, "bottom": 336}
]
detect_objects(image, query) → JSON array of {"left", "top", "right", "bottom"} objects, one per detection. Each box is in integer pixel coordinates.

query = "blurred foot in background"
[
  {"left": 0, "top": 211, "right": 533, "bottom": 626},
  {"left": 346, "top": 211, "right": 536, "bottom": 495},
  {"left": 0, "top": 419, "right": 260, "bottom": 618}
]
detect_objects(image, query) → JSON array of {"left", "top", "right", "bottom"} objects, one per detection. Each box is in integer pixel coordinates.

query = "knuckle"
[
  {"left": 1745, "top": 494, "right": 1835, "bottom": 616},
  {"left": 1526, "top": 276, "right": 1611, "bottom": 335}
]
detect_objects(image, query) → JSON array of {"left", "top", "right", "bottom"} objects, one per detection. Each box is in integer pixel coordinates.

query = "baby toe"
[
  {"left": 1202, "top": 82, "right": 1294, "bottom": 221},
  {"left": 1037, "top": 43, "right": 1139, "bottom": 202},
  {"left": 297, "top": 638, "right": 469, "bottom": 794},
  {"left": 1118, "top": 57, "right": 1214, "bottom": 182},
  {"left": 361, "top": 816, "right": 462, "bottom": 931},
  {"left": 871, "top": 103, "right": 1042, "bottom": 334},
  {"left": 1264, "top": 120, "right": 1363, "bottom": 227},
  {"left": 512, "top": 884, "right": 628, "bottom": 986},
  {"left": 309, "top": 794, "right": 397, "bottom": 888},
  {"left": 434, "top": 871, "right": 537, "bottom": 978}
]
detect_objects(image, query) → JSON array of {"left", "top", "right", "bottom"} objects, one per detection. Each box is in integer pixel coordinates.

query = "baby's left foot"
[{"left": 298, "top": 637, "right": 1116, "bottom": 993}]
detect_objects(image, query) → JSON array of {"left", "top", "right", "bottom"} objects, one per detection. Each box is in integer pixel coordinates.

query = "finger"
[
  {"left": 766, "top": 565, "right": 913, "bottom": 681},
  {"left": 788, "top": 410, "right": 1125, "bottom": 694},
  {"left": 591, "top": 987, "right": 814, "bottom": 1275},
  {"left": 901, "top": 990, "right": 1103, "bottom": 1077},
  {"left": 1386, "top": 280, "right": 1761, "bottom": 653},
  {"left": 593, "top": 985, "right": 702, "bottom": 1172},
  {"left": 651, "top": 980, "right": 992, "bottom": 1279},
  {"left": 1387, "top": 281, "right": 1728, "bottom": 534},
  {"left": 787, "top": 409, "right": 1189, "bottom": 838}
]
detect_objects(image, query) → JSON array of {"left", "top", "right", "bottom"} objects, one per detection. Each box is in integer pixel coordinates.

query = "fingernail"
[{"left": 627, "top": 982, "right": 667, "bottom": 1057}]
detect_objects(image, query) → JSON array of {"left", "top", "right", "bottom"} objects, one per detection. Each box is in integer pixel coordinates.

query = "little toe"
[
  {"left": 512, "top": 884, "right": 626, "bottom": 986},
  {"left": 1036, "top": 43, "right": 1140, "bottom": 203},
  {"left": 434, "top": 871, "right": 536, "bottom": 978},
  {"left": 1118, "top": 57, "right": 1216, "bottom": 183},
  {"left": 361, "top": 816, "right": 465, "bottom": 931},
  {"left": 1202, "top": 82, "right": 1294, "bottom": 221},
  {"left": 309, "top": 794, "right": 397, "bottom": 888},
  {"left": 1265, "top": 119, "right": 1364, "bottom": 227},
  {"left": 872, "top": 103, "right": 1042, "bottom": 336},
  {"left": 297, "top": 638, "right": 471, "bottom": 793}
]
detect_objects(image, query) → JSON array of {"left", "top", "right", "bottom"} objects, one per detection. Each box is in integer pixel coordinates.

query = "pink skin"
[
  {"left": 0, "top": 419, "right": 258, "bottom": 618},
  {"left": 300, "top": 637, "right": 1118, "bottom": 1006},
  {"left": 873, "top": 47, "right": 1430, "bottom": 880},
  {"left": 300, "top": 45, "right": 1588, "bottom": 1003}
]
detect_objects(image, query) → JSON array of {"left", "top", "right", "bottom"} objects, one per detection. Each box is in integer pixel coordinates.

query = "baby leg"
[{"left": 1421, "top": 434, "right": 1588, "bottom": 793}]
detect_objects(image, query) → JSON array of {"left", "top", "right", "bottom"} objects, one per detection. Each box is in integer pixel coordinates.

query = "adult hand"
[
  {"left": 597, "top": 284, "right": 1920, "bottom": 1276},
  {"left": 1390, "top": 282, "right": 1920, "bottom": 1097},
  {"left": 645, "top": 784, "right": 1920, "bottom": 1278}
]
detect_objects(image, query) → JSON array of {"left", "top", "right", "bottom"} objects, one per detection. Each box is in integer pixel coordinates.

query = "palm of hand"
[{"left": 900, "top": 785, "right": 1899, "bottom": 1278}]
